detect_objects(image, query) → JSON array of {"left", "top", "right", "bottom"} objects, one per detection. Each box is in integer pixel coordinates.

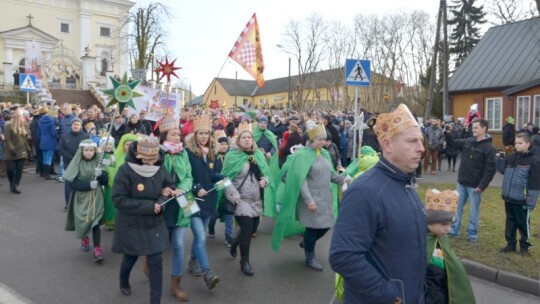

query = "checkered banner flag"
[{"left": 228, "top": 13, "right": 265, "bottom": 88}]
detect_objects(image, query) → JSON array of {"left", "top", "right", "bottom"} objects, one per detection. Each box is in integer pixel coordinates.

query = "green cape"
[
  {"left": 253, "top": 125, "right": 280, "bottom": 216},
  {"left": 100, "top": 152, "right": 116, "bottom": 227},
  {"left": 163, "top": 150, "right": 194, "bottom": 227},
  {"left": 64, "top": 139, "right": 104, "bottom": 239},
  {"left": 219, "top": 149, "right": 272, "bottom": 213},
  {"left": 427, "top": 233, "right": 476, "bottom": 304},
  {"left": 271, "top": 146, "right": 338, "bottom": 251},
  {"left": 109, "top": 133, "right": 138, "bottom": 187}
]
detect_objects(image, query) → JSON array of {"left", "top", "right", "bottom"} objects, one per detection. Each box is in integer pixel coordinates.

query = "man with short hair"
[
  {"left": 446, "top": 118, "right": 496, "bottom": 243},
  {"left": 330, "top": 104, "right": 427, "bottom": 304},
  {"left": 139, "top": 110, "right": 153, "bottom": 135},
  {"left": 58, "top": 117, "right": 89, "bottom": 210},
  {"left": 82, "top": 108, "right": 103, "bottom": 132}
]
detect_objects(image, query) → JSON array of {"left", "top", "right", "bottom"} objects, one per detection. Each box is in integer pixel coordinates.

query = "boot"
[
  {"left": 170, "top": 275, "right": 188, "bottom": 302},
  {"left": 10, "top": 182, "right": 21, "bottom": 194},
  {"left": 43, "top": 165, "right": 52, "bottom": 180},
  {"left": 229, "top": 238, "right": 238, "bottom": 258},
  {"left": 447, "top": 165, "right": 451, "bottom": 171},
  {"left": 203, "top": 269, "right": 219, "bottom": 290},
  {"left": 81, "top": 236, "right": 90, "bottom": 252},
  {"left": 240, "top": 259, "right": 254, "bottom": 276},
  {"left": 93, "top": 246, "right": 104, "bottom": 263},
  {"left": 188, "top": 257, "right": 202, "bottom": 277},
  {"left": 143, "top": 256, "right": 150, "bottom": 278},
  {"left": 305, "top": 252, "right": 323, "bottom": 271},
  {"left": 50, "top": 165, "right": 57, "bottom": 176},
  {"left": 499, "top": 245, "right": 516, "bottom": 253},
  {"left": 452, "top": 165, "right": 456, "bottom": 172}
]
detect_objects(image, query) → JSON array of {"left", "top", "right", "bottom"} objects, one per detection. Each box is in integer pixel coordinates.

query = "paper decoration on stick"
[
  {"left": 103, "top": 72, "right": 143, "bottom": 112},
  {"left": 155, "top": 56, "right": 181, "bottom": 83}
]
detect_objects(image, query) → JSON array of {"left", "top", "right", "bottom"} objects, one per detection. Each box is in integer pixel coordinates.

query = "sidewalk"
[{"left": 417, "top": 157, "right": 539, "bottom": 297}]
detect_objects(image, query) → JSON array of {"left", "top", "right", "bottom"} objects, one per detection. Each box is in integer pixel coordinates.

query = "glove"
[
  {"left": 344, "top": 175, "right": 353, "bottom": 184},
  {"left": 94, "top": 168, "right": 102, "bottom": 177},
  {"left": 341, "top": 183, "right": 349, "bottom": 192},
  {"left": 90, "top": 181, "right": 98, "bottom": 189}
]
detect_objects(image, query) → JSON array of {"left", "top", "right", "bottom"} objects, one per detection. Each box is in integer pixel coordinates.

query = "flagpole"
[{"left": 202, "top": 55, "right": 230, "bottom": 109}]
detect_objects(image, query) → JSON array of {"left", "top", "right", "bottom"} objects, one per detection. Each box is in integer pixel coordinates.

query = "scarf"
[
  {"left": 161, "top": 141, "right": 183, "bottom": 154},
  {"left": 127, "top": 162, "right": 160, "bottom": 177}
]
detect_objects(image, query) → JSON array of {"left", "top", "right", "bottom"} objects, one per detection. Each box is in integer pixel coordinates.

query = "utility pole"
[
  {"left": 426, "top": 0, "right": 444, "bottom": 118},
  {"left": 442, "top": 0, "right": 449, "bottom": 118}
]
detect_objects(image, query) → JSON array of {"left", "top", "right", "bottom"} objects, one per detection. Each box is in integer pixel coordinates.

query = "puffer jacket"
[
  {"left": 496, "top": 149, "right": 540, "bottom": 209},
  {"left": 446, "top": 135, "right": 496, "bottom": 190}
]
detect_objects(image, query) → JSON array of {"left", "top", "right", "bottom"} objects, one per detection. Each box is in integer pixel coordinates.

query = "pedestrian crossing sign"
[
  {"left": 344, "top": 59, "right": 370, "bottom": 86},
  {"left": 19, "top": 73, "right": 36, "bottom": 92}
]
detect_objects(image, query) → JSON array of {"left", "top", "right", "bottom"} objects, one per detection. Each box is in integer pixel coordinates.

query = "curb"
[{"left": 461, "top": 259, "right": 540, "bottom": 297}]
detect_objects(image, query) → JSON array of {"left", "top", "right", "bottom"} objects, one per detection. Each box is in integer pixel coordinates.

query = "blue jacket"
[
  {"left": 59, "top": 113, "right": 76, "bottom": 136},
  {"left": 186, "top": 148, "right": 223, "bottom": 218},
  {"left": 38, "top": 115, "right": 58, "bottom": 151},
  {"left": 496, "top": 149, "right": 540, "bottom": 209},
  {"left": 330, "top": 158, "right": 427, "bottom": 304}
]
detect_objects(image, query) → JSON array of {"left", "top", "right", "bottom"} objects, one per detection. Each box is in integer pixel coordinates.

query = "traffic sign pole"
[
  {"left": 353, "top": 87, "right": 359, "bottom": 159},
  {"left": 26, "top": 92, "right": 29, "bottom": 105}
]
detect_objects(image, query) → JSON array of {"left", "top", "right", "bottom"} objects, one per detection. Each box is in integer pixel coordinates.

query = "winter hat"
[
  {"left": 39, "top": 107, "right": 49, "bottom": 115},
  {"left": 71, "top": 117, "right": 82, "bottom": 125},
  {"left": 506, "top": 116, "right": 515, "bottom": 125},
  {"left": 425, "top": 189, "right": 458, "bottom": 224},
  {"left": 99, "top": 136, "right": 115, "bottom": 147},
  {"left": 470, "top": 103, "right": 478, "bottom": 113},
  {"left": 258, "top": 115, "right": 268, "bottom": 124}
]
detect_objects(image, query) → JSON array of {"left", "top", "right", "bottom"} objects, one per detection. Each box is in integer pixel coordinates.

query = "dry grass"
[{"left": 416, "top": 183, "right": 539, "bottom": 279}]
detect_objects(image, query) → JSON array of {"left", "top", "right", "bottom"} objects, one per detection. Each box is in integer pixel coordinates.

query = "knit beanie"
[{"left": 258, "top": 115, "right": 268, "bottom": 124}]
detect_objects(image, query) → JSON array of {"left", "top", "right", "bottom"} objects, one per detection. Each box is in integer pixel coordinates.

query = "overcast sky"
[{"left": 136, "top": 0, "right": 443, "bottom": 94}]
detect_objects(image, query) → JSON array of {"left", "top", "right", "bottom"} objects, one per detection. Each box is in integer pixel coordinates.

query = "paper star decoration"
[
  {"left": 155, "top": 56, "right": 181, "bottom": 83},
  {"left": 103, "top": 72, "right": 143, "bottom": 112}
]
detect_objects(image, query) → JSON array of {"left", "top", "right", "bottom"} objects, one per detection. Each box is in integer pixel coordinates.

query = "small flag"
[{"left": 228, "top": 13, "right": 265, "bottom": 88}]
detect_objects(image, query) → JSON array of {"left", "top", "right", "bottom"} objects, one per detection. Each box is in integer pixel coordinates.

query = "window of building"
[
  {"left": 534, "top": 95, "right": 540, "bottom": 128},
  {"left": 60, "top": 23, "right": 70, "bottom": 33},
  {"left": 516, "top": 96, "right": 531, "bottom": 129},
  {"left": 485, "top": 97, "right": 502, "bottom": 130},
  {"left": 100, "top": 27, "right": 111, "bottom": 37}
]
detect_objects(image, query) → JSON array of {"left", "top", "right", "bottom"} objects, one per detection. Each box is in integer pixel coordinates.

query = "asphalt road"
[{"left": 0, "top": 169, "right": 538, "bottom": 304}]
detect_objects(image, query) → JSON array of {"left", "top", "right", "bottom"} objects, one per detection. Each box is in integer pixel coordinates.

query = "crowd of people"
[{"left": 1, "top": 99, "right": 539, "bottom": 304}]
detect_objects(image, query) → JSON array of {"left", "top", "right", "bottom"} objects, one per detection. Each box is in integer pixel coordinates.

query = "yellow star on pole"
[{"left": 103, "top": 72, "right": 143, "bottom": 112}]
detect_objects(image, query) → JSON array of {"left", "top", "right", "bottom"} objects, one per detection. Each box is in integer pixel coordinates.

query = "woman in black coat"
[
  {"left": 444, "top": 123, "right": 460, "bottom": 172},
  {"left": 124, "top": 114, "right": 146, "bottom": 135},
  {"left": 112, "top": 135, "right": 180, "bottom": 304}
]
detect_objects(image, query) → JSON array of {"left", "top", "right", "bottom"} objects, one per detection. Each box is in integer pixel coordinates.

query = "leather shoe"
[
  {"left": 229, "top": 238, "right": 238, "bottom": 258},
  {"left": 240, "top": 260, "right": 254, "bottom": 276},
  {"left": 120, "top": 286, "right": 131, "bottom": 296}
]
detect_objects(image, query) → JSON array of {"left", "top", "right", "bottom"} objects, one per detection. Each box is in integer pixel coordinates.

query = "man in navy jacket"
[{"left": 330, "top": 104, "right": 427, "bottom": 304}]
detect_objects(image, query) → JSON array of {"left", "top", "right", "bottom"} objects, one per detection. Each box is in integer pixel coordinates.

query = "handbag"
[{"left": 219, "top": 172, "right": 250, "bottom": 215}]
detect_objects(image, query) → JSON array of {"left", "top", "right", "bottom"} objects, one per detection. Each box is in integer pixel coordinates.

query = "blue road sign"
[
  {"left": 19, "top": 73, "right": 37, "bottom": 92},
  {"left": 344, "top": 59, "right": 371, "bottom": 86}
]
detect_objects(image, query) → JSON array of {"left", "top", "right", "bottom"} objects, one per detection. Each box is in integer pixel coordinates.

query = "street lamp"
[{"left": 276, "top": 44, "right": 292, "bottom": 109}]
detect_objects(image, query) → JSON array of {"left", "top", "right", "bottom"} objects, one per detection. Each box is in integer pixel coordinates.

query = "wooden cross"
[{"left": 27, "top": 14, "right": 33, "bottom": 25}]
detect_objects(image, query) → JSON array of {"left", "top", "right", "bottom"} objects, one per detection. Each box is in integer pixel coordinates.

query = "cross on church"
[{"left": 27, "top": 14, "right": 34, "bottom": 26}]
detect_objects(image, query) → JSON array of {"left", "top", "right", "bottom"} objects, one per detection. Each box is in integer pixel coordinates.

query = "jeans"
[
  {"left": 190, "top": 216, "right": 211, "bottom": 272},
  {"left": 209, "top": 213, "right": 234, "bottom": 239},
  {"left": 169, "top": 227, "right": 186, "bottom": 276},
  {"left": 42, "top": 150, "right": 54, "bottom": 165},
  {"left": 120, "top": 253, "right": 162, "bottom": 303},
  {"left": 450, "top": 183, "right": 482, "bottom": 240},
  {"left": 59, "top": 156, "right": 64, "bottom": 176}
]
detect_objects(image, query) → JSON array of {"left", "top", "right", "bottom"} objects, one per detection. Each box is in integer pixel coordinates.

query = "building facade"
[{"left": 0, "top": 0, "right": 134, "bottom": 90}]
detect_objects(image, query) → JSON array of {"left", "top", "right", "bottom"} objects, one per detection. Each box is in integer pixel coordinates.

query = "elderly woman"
[
  {"left": 272, "top": 122, "right": 349, "bottom": 271},
  {"left": 112, "top": 134, "right": 181, "bottom": 304},
  {"left": 125, "top": 113, "right": 146, "bottom": 135},
  {"left": 4, "top": 105, "right": 30, "bottom": 194},
  {"left": 222, "top": 122, "right": 271, "bottom": 276}
]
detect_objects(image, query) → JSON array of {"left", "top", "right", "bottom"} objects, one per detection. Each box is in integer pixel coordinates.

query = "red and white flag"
[{"left": 228, "top": 13, "right": 265, "bottom": 88}]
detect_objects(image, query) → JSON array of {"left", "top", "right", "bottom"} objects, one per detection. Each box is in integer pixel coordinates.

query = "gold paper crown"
[
  {"left": 425, "top": 189, "right": 458, "bottom": 212},
  {"left": 307, "top": 124, "right": 327, "bottom": 141},
  {"left": 193, "top": 114, "right": 211, "bottom": 132},
  {"left": 159, "top": 115, "right": 179, "bottom": 133},
  {"left": 237, "top": 121, "right": 252, "bottom": 134},
  {"left": 136, "top": 134, "right": 160, "bottom": 159},
  {"left": 85, "top": 122, "right": 95, "bottom": 132},
  {"left": 213, "top": 130, "right": 227, "bottom": 139},
  {"left": 374, "top": 103, "right": 419, "bottom": 140}
]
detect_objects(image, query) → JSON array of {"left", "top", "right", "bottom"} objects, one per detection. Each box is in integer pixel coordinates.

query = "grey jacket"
[
  {"left": 224, "top": 162, "right": 268, "bottom": 217},
  {"left": 298, "top": 153, "right": 345, "bottom": 229}
]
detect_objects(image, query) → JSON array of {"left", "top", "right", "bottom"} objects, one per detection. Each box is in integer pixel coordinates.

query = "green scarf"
[
  {"left": 271, "top": 146, "right": 338, "bottom": 252},
  {"left": 426, "top": 234, "right": 476, "bottom": 304},
  {"left": 219, "top": 149, "right": 272, "bottom": 212},
  {"left": 163, "top": 150, "right": 194, "bottom": 227},
  {"left": 108, "top": 133, "right": 138, "bottom": 187}
]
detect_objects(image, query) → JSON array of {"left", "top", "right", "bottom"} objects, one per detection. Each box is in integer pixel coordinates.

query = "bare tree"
[
  {"left": 485, "top": 0, "right": 536, "bottom": 25},
  {"left": 125, "top": 2, "right": 172, "bottom": 78},
  {"left": 281, "top": 13, "right": 328, "bottom": 109}
]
